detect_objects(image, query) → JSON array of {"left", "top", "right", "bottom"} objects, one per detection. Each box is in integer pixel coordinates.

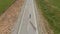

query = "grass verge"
[
  {"left": 36, "top": 0, "right": 60, "bottom": 34},
  {"left": 0, "top": 0, "right": 15, "bottom": 15}
]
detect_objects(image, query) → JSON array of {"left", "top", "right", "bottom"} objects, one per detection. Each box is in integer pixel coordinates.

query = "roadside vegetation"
[
  {"left": 0, "top": 0, "right": 15, "bottom": 15},
  {"left": 36, "top": 0, "right": 60, "bottom": 34}
]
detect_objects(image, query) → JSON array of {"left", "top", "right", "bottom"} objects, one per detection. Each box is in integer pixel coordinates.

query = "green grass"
[
  {"left": 36, "top": 0, "right": 60, "bottom": 34},
  {"left": 0, "top": 0, "right": 15, "bottom": 14}
]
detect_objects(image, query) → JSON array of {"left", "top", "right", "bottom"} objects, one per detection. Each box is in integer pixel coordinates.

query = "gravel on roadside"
[{"left": 0, "top": 0, "right": 24, "bottom": 34}]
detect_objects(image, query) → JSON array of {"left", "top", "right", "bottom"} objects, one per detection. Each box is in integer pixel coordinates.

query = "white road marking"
[
  {"left": 18, "top": 0, "right": 38, "bottom": 34},
  {"left": 11, "top": 0, "right": 38, "bottom": 34}
]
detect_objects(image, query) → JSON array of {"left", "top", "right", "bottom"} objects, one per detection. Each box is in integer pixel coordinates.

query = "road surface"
[
  {"left": 11, "top": 0, "right": 45, "bottom": 34},
  {"left": 18, "top": 0, "right": 38, "bottom": 34}
]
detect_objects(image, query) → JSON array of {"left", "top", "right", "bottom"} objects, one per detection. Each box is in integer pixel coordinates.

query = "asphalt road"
[
  {"left": 18, "top": 0, "right": 38, "bottom": 34},
  {"left": 11, "top": 0, "right": 45, "bottom": 34}
]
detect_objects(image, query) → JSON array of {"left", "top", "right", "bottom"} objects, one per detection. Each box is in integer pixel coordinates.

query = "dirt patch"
[{"left": 0, "top": 0, "right": 24, "bottom": 34}]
